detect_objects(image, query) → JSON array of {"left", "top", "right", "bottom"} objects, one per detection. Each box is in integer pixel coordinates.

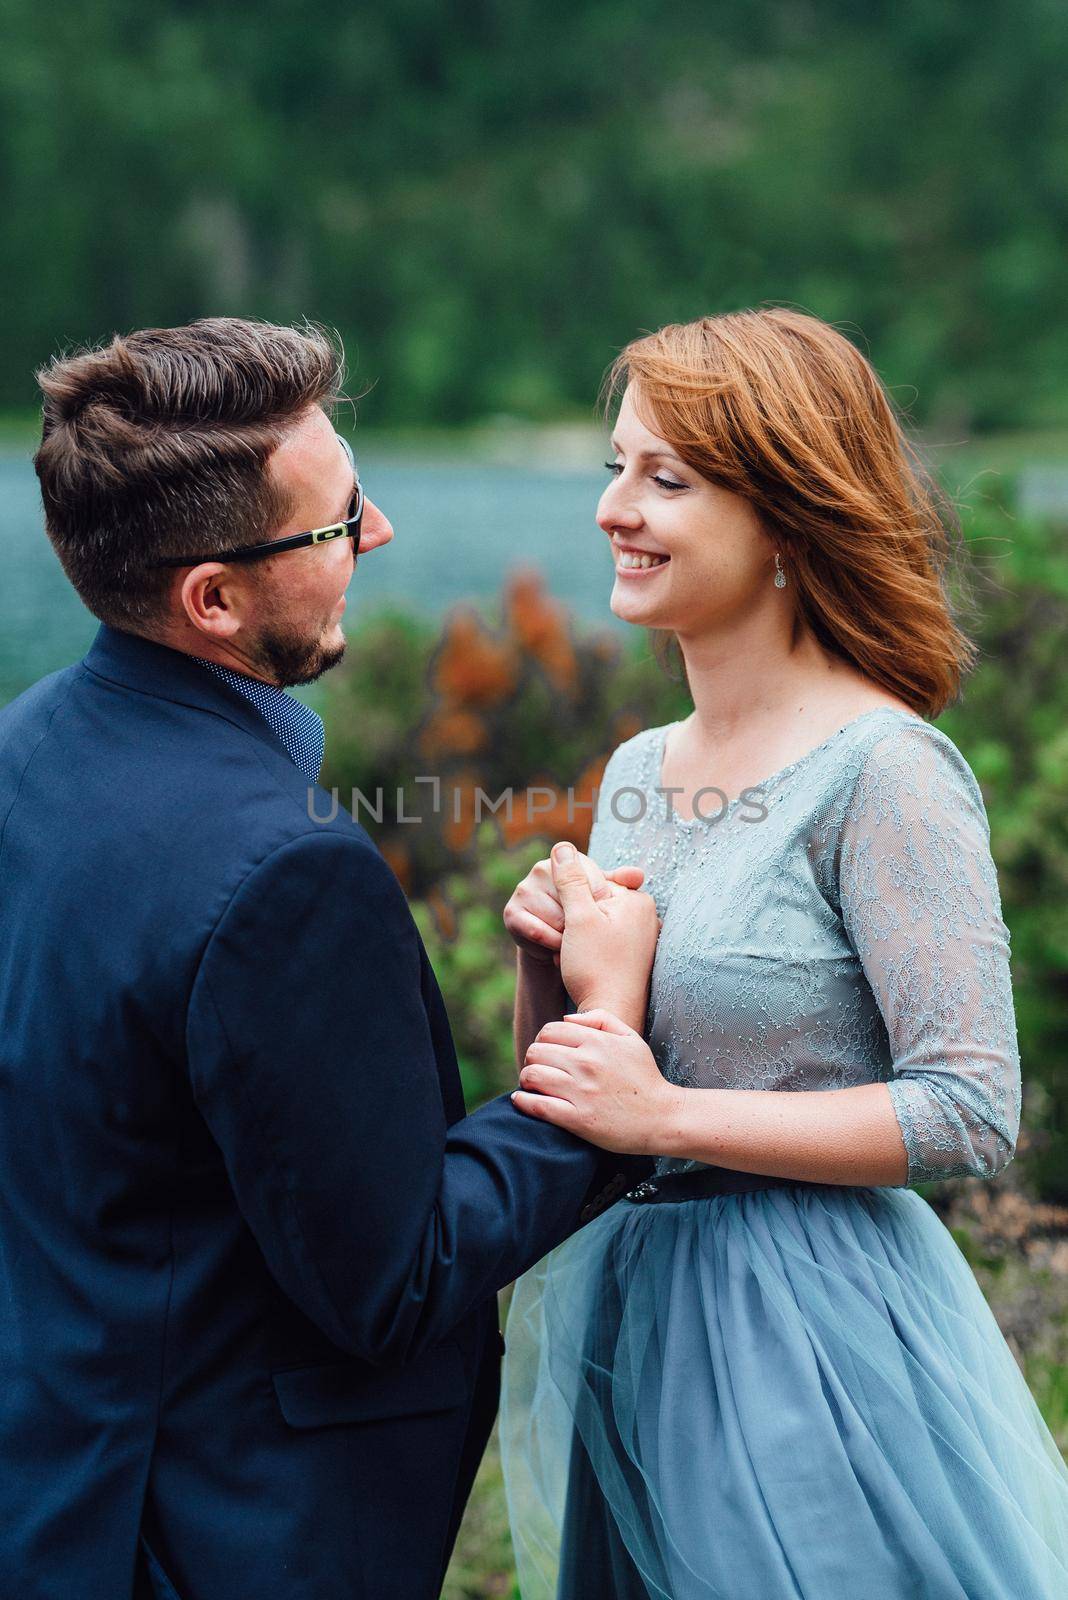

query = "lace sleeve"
[{"left": 837, "top": 721, "right": 1021, "bottom": 1186}]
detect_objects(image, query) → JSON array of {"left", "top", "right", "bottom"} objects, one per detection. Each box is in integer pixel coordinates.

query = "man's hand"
[
  {"left": 550, "top": 842, "right": 659, "bottom": 1028},
  {"left": 512, "top": 1009, "right": 681, "bottom": 1155},
  {"left": 503, "top": 848, "right": 645, "bottom": 966}
]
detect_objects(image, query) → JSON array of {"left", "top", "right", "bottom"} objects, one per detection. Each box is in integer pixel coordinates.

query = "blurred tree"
[{"left": 4, "top": 0, "right": 1068, "bottom": 428}]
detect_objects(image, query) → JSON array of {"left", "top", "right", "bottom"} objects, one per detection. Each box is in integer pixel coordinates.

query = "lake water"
[{"left": 0, "top": 450, "right": 624, "bottom": 706}]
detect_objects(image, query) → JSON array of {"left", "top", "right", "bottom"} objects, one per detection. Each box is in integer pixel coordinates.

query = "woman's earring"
[{"left": 774, "top": 551, "right": 787, "bottom": 589}]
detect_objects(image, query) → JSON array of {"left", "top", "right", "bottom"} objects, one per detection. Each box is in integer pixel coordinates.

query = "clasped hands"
[{"left": 502, "top": 842, "right": 682, "bottom": 1155}]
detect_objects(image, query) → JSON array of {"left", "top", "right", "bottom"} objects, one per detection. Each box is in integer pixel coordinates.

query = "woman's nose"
[
  {"left": 596, "top": 481, "right": 642, "bottom": 535},
  {"left": 359, "top": 498, "right": 394, "bottom": 552}
]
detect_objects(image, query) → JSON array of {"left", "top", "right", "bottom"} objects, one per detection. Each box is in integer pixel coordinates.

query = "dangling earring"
[{"left": 774, "top": 550, "right": 787, "bottom": 589}]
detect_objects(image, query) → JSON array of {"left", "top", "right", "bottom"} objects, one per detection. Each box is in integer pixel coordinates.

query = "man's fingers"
[
  {"left": 579, "top": 852, "right": 613, "bottom": 902},
  {"left": 550, "top": 842, "right": 598, "bottom": 917},
  {"left": 605, "top": 865, "right": 645, "bottom": 890},
  {"left": 510, "top": 912, "right": 562, "bottom": 951},
  {"left": 561, "top": 1008, "right": 637, "bottom": 1036},
  {"left": 515, "top": 889, "right": 565, "bottom": 933}
]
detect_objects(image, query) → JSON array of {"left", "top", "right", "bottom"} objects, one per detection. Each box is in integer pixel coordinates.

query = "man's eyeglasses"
[{"left": 152, "top": 434, "right": 363, "bottom": 569}]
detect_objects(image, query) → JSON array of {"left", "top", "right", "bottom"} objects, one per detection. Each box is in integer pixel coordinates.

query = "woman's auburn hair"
[{"left": 605, "top": 308, "right": 975, "bottom": 718}]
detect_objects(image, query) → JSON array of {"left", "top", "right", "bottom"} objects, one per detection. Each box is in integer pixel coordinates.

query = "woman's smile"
[{"left": 613, "top": 540, "right": 671, "bottom": 575}]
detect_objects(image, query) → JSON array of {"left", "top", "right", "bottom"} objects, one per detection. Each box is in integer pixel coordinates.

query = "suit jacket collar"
[{"left": 81, "top": 623, "right": 296, "bottom": 767}]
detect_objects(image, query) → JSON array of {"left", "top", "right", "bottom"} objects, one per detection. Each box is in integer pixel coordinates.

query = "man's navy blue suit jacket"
[{"left": 0, "top": 624, "right": 637, "bottom": 1599}]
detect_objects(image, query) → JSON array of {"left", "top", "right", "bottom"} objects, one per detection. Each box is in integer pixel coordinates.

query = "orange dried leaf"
[
  {"left": 418, "top": 709, "right": 489, "bottom": 757},
  {"left": 424, "top": 887, "right": 458, "bottom": 942},
  {"left": 379, "top": 840, "right": 412, "bottom": 892},
  {"left": 433, "top": 610, "right": 516, "bottom": 707},
  {"left": 506, "top": 570, "right": 578, "bottom": 693}
]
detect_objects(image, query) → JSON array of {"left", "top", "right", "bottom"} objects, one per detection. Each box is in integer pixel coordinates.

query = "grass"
[
  {"left": 1026, "top": 1351, "right": 1068, "bottom": 1457},
  {"left": 443, "top": 1426, "right": 517, "bottom": 1600}
]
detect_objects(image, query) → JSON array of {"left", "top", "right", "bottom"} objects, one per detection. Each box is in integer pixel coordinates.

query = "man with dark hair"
[{"left": 0, "top": 319, "right": 655, "bottom": 1598}]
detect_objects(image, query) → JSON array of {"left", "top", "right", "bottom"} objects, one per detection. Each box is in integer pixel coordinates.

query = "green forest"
[{"left": 3, "top": 0, "right": 1068, "bottom": 429}]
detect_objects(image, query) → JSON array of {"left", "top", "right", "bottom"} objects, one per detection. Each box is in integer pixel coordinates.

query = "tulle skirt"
[{"left": 501, "top": 1178, "right": 1068, "bottom": 1600}]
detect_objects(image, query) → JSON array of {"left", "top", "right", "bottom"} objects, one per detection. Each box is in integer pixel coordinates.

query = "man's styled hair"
[{"left": 34, "top": 317, "right": 344, "bottom": 633}]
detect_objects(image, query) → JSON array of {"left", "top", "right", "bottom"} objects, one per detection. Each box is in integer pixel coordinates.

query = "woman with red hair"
[{"left": 501, "top": 310, "right": 1068, "bottom": 1598}]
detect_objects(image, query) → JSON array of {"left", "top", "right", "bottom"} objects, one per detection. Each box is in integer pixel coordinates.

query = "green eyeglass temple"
[{"left": 153, "top": 433, "right": 363, "bottom": 569}]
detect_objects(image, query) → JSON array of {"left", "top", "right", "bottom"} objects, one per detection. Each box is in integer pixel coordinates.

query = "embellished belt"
[{"left": 625, "top": 1167, "right": 827, "bottom": 1204}]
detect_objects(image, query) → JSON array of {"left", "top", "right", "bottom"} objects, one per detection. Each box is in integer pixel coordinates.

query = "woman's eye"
[{"left": 603, "top": 461, "right": 685, "bottom": 490}]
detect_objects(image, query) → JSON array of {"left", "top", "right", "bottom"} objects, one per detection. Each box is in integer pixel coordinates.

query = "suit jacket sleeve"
[{"left": 186, "top": 830, "right": 632, "bottom": 1363}]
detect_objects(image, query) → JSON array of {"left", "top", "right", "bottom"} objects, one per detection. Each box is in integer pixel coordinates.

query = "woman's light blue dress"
[{"left": 501, "top": 708, "right": 1068, "bottom": 1599}]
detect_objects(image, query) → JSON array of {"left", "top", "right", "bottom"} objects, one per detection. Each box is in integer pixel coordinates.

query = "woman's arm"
[
  {"left": 660, "top": 1080, "right": 908, "bottom": 1184},
  {"left": 836, "top": 723, "right": 1020, "bottom": 1182}
]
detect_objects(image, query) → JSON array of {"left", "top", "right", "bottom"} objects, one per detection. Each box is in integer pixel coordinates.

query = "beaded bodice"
[{"left": 588, "top": 709, "right": 1021, "bottom": 1185}]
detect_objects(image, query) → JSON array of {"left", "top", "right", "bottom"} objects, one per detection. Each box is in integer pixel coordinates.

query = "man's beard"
[{"left": 246, "top": 617, "right": 346, "bottom": 687}]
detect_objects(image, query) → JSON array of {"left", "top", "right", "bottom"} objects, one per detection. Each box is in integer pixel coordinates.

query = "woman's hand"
[
  {"left": 503, "top": 848, "right": 645, "bottom": 966},
  {"left": 549, "top": 843, "right": 660, "bottom": 1028},
  {"left": 512, "top": 1009, "right": 681, "bottom": 1155}
]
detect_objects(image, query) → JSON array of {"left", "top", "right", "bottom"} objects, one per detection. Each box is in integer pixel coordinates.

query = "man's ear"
[{"left": 179, "top": 563, "right": 249, "bottom": 642}]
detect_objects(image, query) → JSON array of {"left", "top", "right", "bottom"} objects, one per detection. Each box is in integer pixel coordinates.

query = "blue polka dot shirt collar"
[{"left": 192, "top": 658, "right": 325, "bottom": 784}]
